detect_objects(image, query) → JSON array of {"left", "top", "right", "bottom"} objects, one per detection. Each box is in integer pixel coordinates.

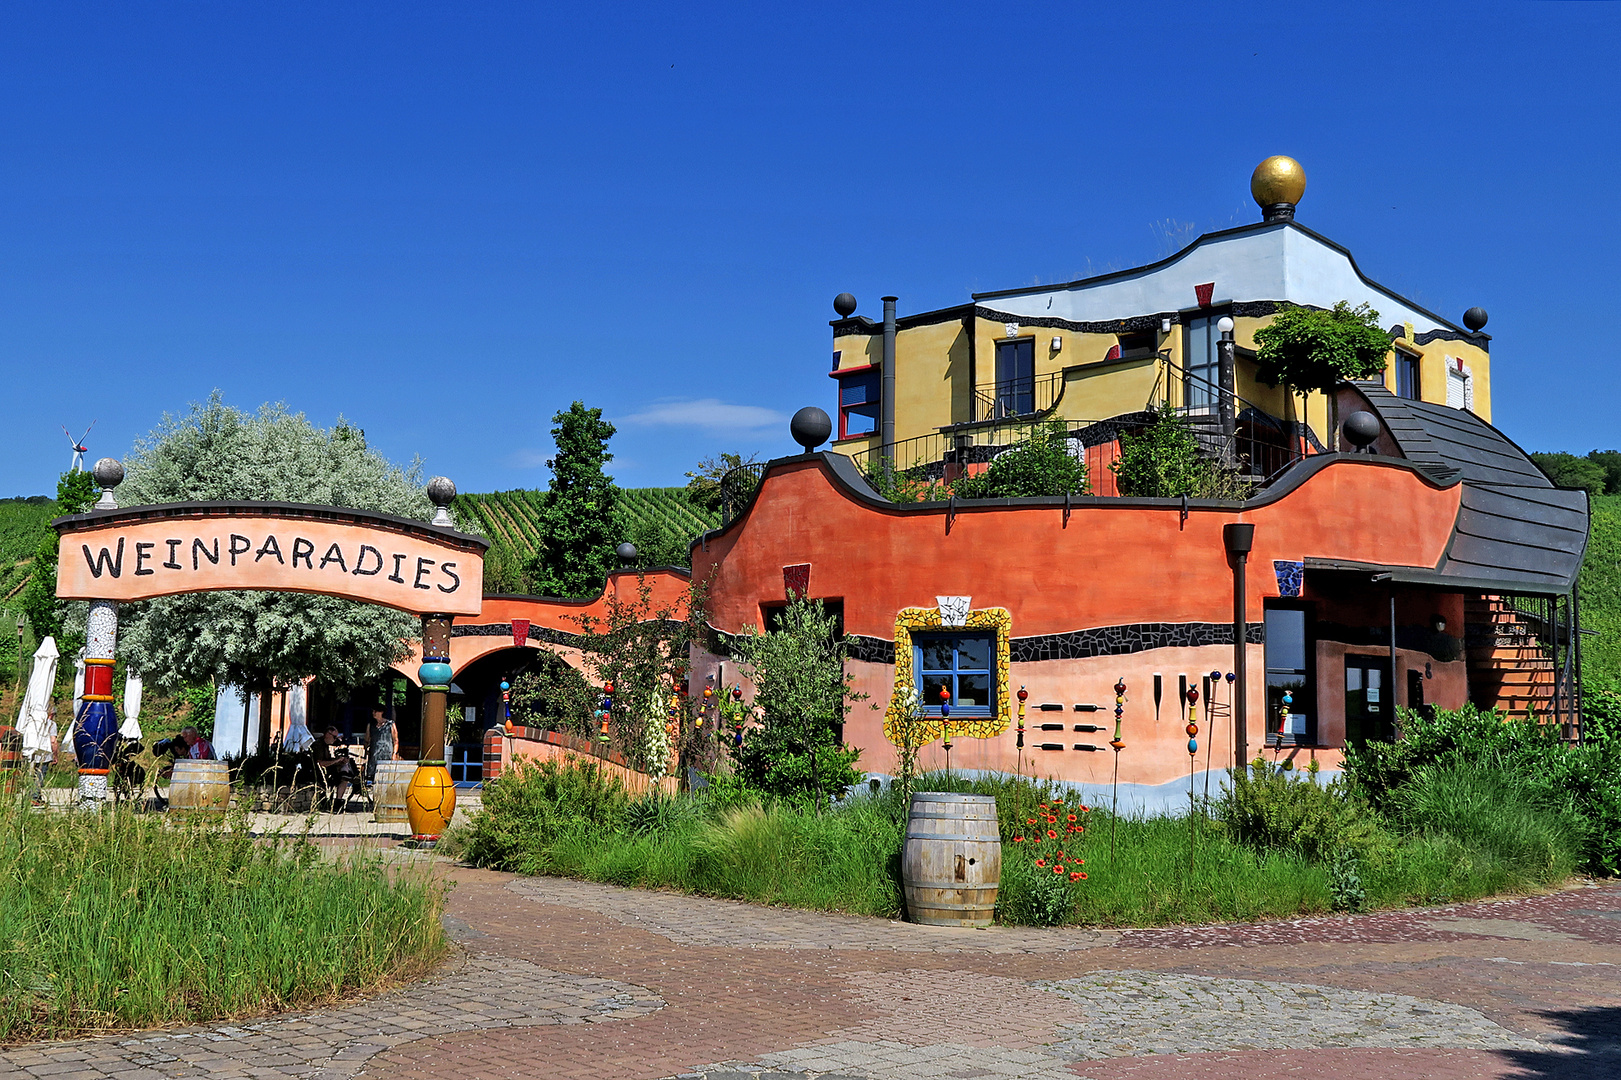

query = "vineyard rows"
[
  {"left": 0, "top": 499, "right": 57, "bottom": 602},
  {"left": 453, "top": 486, "right": 718, "bottom": 555}
]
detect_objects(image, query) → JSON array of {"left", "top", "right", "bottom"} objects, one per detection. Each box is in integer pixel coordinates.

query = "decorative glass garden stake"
[
  {"left": 500, "top": 679, "right": 513, "bottom": 734},
  {"left": 1204, "top": 670, "right": 1220, "bottom": 801},
  {"left": 939, "top": 684, "right": 952, "bottom": 776},
  {"left": 1185, "top": 683, "right": 1200, "bottom": 874},
  {"left": 1277, "top": 690, "right": 1293, "bottom": 760},
  {"left": 1016, "top": 686, "right": 1028, "bottom": 778},
  {"left": 599, "top": 681, "right": 613, "bottom": 742},
  {"left": 732, "top": 684, "right": 745, "bottom": 748},
  {"left": 1110, "top": 677, "right": 1126, "bottom": 862}
]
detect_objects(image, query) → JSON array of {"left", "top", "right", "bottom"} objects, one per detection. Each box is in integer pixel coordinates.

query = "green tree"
[
  {"left": 1584, "top": 450, "right": 1621, "bottom": 495},
  {"left": 1530, "top": 452, "right": 1607, "bottom": 495},
  {"left": 525, "top": 402, "right": 619, "bottom": 597},
  {"left": 21, "top": 469, "right": 98, "bottom": 651},
  {"left": 951, "top": 423, "right": 1089, "bottom": 499},
  {"left": 1108, "top": 409, "right": 1252, "bottom": 499},
  {"left": 1253, "top": 301, "right": 1393, "bottom": 449},
  {"left": 729, "top": 595, "right": 866, "bottom": 804},
  {"left": 685, "top": 452, "right": 760, "bottom": 513},
  {"left": 113, "top": 393, "right": 432, "bottom": 705}
]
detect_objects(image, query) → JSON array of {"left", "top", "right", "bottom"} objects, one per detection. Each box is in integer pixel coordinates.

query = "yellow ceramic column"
[{"left": 406, "top": 611, "right": 457, "bottom": 844}]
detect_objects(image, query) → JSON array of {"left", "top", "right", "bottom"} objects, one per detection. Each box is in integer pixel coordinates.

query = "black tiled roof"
[{"left": 1349, "top": 383, "right": 1589, "bottom": 593}]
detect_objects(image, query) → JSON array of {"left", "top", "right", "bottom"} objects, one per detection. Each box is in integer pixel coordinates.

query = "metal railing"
[
  {"left": 971, "top": 371, "right": 1065, "bottom": 421},
  {"left": 719, "top": 462, "right": 769, "bottom": 524},
  {"left": 1146, "top": 355, "right": 1320, "bottom": 482}
]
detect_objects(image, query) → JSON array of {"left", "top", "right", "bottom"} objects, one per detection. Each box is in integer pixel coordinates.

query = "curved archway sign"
[
  {"left": 55, "top": 502, "right": 487, "bottom": 616},
  {"left": 55, "top": 494, "right": 487, "bottom": 842}
]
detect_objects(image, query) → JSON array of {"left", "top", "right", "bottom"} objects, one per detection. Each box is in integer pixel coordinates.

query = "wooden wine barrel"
[
  {"left": 373, "top": 760, "right": 416, "bottom": 823},
  {"left": 169, "top": 759, "right": 231, "bottom": 811},
  {"left": 901, "top": 792, "right": 1001, "bottom": 926}
]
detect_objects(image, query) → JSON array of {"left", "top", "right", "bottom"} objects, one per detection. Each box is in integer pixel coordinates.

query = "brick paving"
[{"left": 4, "top": 867, "right": 1619, "bottom": 1080}]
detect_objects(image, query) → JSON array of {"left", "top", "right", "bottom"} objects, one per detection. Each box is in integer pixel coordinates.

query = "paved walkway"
[{"left": 3, "top": 865, "right": 1618, "bottom": 1079}]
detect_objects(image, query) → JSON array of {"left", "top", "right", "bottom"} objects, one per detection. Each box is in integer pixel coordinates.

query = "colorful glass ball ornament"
[
  {"left": 732, "top": 685, "right": 743, "bottom": 702},
  {"left": 1016, "top": 687, "right": 1029, "bottom": 703}
]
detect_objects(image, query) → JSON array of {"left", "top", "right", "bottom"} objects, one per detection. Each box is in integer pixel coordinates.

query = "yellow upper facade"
[{"left": 828, "top": 219, "right": 1492, "bottom": 461}]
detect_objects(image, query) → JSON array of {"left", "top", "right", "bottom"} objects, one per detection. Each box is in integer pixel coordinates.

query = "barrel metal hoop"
[{"left": 905, "top": 833, "right": 1002, "bottom": 842}]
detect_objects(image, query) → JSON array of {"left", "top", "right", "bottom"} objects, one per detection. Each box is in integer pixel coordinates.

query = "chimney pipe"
[{"left": 882, "top": 296, "right": 898, "bottom": 458}]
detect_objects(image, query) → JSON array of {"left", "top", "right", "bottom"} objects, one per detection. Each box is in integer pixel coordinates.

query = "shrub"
[
  {"left": 1109, "top": 409, "right": 1253, "bottom": 499},
  {"left": 460, "top": 757, "right": 629, "bottom": 873},
  {"left": 1328, "top": 848, "right": 1367, "bottom": 912},
  {"left": 1217, "top": 757, "right": 1383, "bottom": 863},
  {"left": 951, "top": 423, "right": 1088, "bottom": 499},
  {"left": 730, "top": 596, "right": 867, "bottom": 803}
]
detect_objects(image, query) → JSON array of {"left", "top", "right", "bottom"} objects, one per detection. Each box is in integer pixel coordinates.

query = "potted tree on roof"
[{"left": 1252, "top": 301, "right": 1392, "bottom": 451}]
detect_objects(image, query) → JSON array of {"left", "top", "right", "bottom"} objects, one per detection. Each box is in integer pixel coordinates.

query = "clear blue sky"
[{"left": 3, "top": 1, "right": 1617, "bottom": 496}]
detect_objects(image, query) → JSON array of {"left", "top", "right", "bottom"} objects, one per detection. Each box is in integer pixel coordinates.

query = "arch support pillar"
[
  {"left": 406, "top": 613, "right": 457, "bottom": 844},
  {"left": 76, "top": 599, "right": 120, "bottom": 803}
]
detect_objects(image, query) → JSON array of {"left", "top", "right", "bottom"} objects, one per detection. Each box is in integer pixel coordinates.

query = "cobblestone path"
[{"left": 4, "top": 867, "right": 1618, "bottom": 1079}]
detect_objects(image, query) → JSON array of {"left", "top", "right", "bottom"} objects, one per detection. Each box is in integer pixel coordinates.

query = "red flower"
[
  {"left": 1069, "top": 871, "right": 1082, "bottom": 881},
  {"left": 1067, "top": 814, "right": 1078, "bottom": 822},
  {"left": 1013, "top": 836, "right": 1024, "bottom": 843},
  {"left": 1053, "top": 798, "right": 1065, "bottom": 805},
  {"left": 1046, "top": 829, "right": 1057, "bottom": 839},
  {"left": 1027, "top": 817, "right": 1037, "bottom": 825},
  {"left": 1038, "top": 803, "right": 1048, "bottom": 810},
  {"left": 1053, "top": 865, "right": 1065, "bottom": 874},
  {"left": 1081, "top": 806, "right": 1091, "bottom": 813},
  {"left": 1035, "top": 858, "right": 1046, "bottom": 867},
  {"left": 1078, "top": 872, "right": 1088, "bottom": 879},
  {"left": 1046, "top": 815, "right": 1058, "bottom": 824}
]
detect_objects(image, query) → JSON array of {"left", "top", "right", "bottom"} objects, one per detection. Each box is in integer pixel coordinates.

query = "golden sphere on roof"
[{"left": 1250, "top": 156, "right": 1306, "bottom": 210}]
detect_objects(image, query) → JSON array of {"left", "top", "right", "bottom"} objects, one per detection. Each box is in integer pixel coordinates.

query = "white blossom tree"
[{"left": 115, "top": 393, "right": 434, "bottom": 719}]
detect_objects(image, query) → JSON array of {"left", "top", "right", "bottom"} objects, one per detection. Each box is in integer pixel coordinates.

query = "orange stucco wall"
[
  {"left": 692, "top": 455, "right": 1466, "bottom": 793},
  {"left": 694, "top": 457, "right": 1461, "bottom": 640},
  {"left": 394, "top": 568, "right": 693, "bottom": 681}
]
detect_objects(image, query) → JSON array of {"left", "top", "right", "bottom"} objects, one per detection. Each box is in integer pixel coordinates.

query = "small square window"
[{"left": 914, "top": 631, "right": 996, "bottom": 718}]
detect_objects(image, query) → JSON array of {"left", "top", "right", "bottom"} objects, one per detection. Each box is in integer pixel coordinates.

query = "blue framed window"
[
  {"left": 1396, "top": 351, "right": 1421, "bottom": 400},
  {"left": 914, "top": 631, "right": 994, "bottom": 718}
]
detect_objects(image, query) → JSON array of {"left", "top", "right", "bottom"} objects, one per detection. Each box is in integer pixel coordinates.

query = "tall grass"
[
  {"left": 459, "top": 757, "right": 1590, "bottom": 929},
  {"left": 0, "top": 800, "right": 445, "bottom": 1040}
]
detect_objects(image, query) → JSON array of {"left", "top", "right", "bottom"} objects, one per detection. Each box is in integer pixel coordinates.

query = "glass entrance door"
[{"left": 1344, "top": 657, "right": 1393, "bottom": 746}]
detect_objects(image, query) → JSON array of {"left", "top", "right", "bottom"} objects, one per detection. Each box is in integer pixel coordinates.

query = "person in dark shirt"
[{"left": 311, "top": 726, "right": 357, "bottom": 808}]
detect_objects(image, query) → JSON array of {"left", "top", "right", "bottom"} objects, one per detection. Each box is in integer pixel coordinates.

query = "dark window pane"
[
  {"left": 921, "top": 675, "right": 952, "bottom": 706},
  {"left": 1265, "top": 608, "right": 1306, "bottom": 673},
  {"left": 957, "top": 675, "right": 990, "bottom": 707},
  {"left": 956, "top": 635, "right": 992, "bottom": 671},
  {"left": 918, "top": 639, "right": 955, "bottom": 672}
]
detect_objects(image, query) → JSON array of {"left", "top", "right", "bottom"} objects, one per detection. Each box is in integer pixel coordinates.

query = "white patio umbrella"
[
  {"left": 16, "top": 636, "right": 60, "bottom": 765},
  {"left": 283, "top": 682, "right": 314, "bottom": 752},
  {"left": 119, "top": 672, "right": 143, "bottom": 740}
]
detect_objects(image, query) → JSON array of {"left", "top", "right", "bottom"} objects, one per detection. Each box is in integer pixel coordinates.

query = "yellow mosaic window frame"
[{"left": 883, "top": 606, "right": 1012, "bottom": 746}]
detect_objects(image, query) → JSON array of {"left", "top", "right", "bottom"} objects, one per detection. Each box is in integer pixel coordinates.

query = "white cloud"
[
  {"left": 506, "top": 448, "right": 551, "bottom": 469},
  {"left": 618, "top": 398, "right": 786, "bottom": 432}
]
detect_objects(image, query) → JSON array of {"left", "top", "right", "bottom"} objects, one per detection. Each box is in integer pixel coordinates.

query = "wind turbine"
[{"left": 62, "top": 421, "right": 96, "bottom": 472}]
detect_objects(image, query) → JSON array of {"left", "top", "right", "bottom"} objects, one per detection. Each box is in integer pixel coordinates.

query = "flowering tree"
[{"left": 114, "top": 394, "right": 433, "bottom": 721}]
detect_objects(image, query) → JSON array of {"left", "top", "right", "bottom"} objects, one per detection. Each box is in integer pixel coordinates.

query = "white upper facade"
[{"left": 973, "top": 222, "right": 1458, "bottom": 336}]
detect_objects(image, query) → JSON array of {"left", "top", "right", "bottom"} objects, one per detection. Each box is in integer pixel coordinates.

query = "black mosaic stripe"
[
  {"left": 710, "top": 620, "right": 1262, "bottom": 665},
  {"left": 1010, "top": 621, "right": 1265, "bottom": 662},
  {"left": 453, "top": 620, "right": 685, "bottom": 653}
]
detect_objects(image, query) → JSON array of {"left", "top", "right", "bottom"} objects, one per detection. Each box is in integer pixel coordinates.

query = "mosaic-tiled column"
[
  {"left": 75, "top": 599, "right": 120, "bottom": 803},
  {"left": 406, "top": 612, "right": 457, "bottom": 844},
  {"left": 75, "top": 458, "right": 127, "bottom": 804}
]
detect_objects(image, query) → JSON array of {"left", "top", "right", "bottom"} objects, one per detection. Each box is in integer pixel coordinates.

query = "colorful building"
[
  {"left": 687, "top": 159, "right": 1586, "bottom": 811},
  {"left": 828, "top": 158, "right": 1492, "bottom": 494}
]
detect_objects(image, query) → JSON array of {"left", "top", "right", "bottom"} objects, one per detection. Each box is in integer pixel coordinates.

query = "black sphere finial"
[
  {"left": 833, "top": 292, "right": 857, "bottom": 318},
  {"left": 790, "top": 406, "right": 833, "bottom": 452},
  {"left": 616, "top": 541, "right": 637, "bottom": 566},
  {"left": 1342, "top": 411, "right": 1381, "bottom": 451},
  {"left": 1462, "top": 306, "right": 1488, "bottom": 332}
]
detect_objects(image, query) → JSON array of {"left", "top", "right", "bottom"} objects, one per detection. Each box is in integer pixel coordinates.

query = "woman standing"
[{"left": 365, "top": 704, "right": 396, "bottom": 784}]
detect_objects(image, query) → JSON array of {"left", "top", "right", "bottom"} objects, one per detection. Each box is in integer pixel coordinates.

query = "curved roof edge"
[{"left": 969, "top": 220, "right": 1485, "bottom": 341}]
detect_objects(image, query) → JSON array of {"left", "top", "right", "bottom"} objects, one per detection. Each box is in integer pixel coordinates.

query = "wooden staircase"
[{"left": 1464, "top": 596, "right": 1557, "bottom": 722}]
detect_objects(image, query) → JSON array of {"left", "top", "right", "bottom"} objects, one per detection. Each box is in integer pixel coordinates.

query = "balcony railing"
[{"left": 972, "top": 371, "right": 1064, "bottom": 421}]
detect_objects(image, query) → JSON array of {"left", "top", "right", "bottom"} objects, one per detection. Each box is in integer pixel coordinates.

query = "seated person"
[
  {"left": 312, "top": 726, "right": 357, "bottom": 807},
  {"left": 180, "top": 726, "right": 216, "bottom": 760}
]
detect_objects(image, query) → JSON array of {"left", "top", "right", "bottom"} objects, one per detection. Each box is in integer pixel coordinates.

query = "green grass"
[
  {"left": 456, "top": 759, "right": 1585, "bottom": 929},
  {"left": 1581, "top": 494, "right": 1620, "bottom": 690},
  {"left": 0, "top": 801, "right": 446, "bottom": 1040}
]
